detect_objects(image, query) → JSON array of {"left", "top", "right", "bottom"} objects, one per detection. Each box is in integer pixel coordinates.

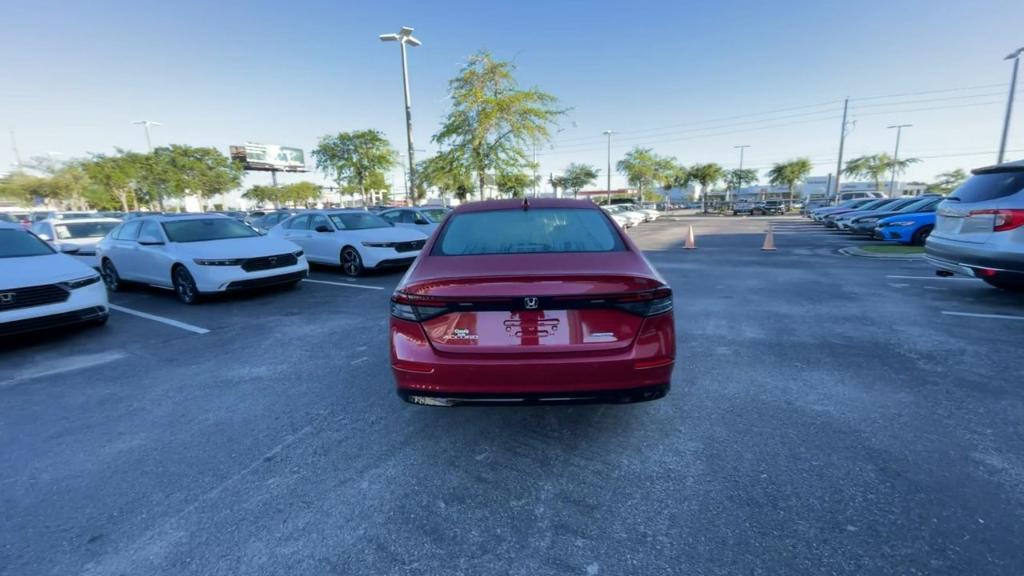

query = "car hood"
[
  {"left": 850, "top": 209, "right": 907, "bottom": 222},
  {"left": 0, "top": 253, "right": 99, "bottom": 289},
  {"left": 336, "top": 227, "right": 428, "bottom": 242},
  {"left": 56, "top": 237, "right": 104, "bottom": 250},
  {"left": 878, "top": 212, "right": 935, "bottom": 225},
  {"left": 171, "top": 235, "right": 302, "bottom": 258}
]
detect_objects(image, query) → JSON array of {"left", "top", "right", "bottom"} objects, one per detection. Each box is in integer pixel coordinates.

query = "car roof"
[
  {"left": 39, "top": 217, "right": 121, "bottom": 224},
  {"left": 144, "top": 213, "right": 232, "bottom": 222},
  {"left": 972, "top": 159, "right": 1024, "bottom": 174},
  {"left": 0, "top": 221, "right": 23, "bottom": 230},
  {"left": 449, "top": 198, "right": 599, "bottom": 214}
]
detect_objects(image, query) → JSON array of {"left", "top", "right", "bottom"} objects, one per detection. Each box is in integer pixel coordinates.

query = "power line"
[
  {"left": 849, "top": 82, "right": 1008, "bottom": 102},
  {"left": 851, "top": 100, "right": 1005, "bottom": 118},
  {"left": 848, "top": 91, "right": 1008, "bottom": 109}
]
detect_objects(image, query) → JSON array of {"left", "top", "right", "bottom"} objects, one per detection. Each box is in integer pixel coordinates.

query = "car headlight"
[
  {"left": 362, "top": 242, "right": 395, "bottom": 248},
  {"left": 882, "top": 221, "right": 915, "bottom": 227},
  {"left": 292, "top": 249, "right": 304, "bottom": 258},
  {"left": 60, "top": 275, "right": 101, "bottom": 290},
  {"left": 193, "top": 258, "right": 244, "bottom": 266}
]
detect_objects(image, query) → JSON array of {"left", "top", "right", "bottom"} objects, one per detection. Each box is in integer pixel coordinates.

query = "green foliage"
[
  {"left": 495, "top": 171, "right": 537, "bottom": 198},
  {"left": 927, "top": 168, "right": 967, "bottom": 195},
  {"left": 659, "top": 161, "right": 690, "bottom": 191},
  {"left": 0, "top": 172, "right": 46, "bottom": 204},
  {"left": 617, "top": 147, "right": 673, "bottom": 196},
  {"left": 418, "top": 151, "right": 475, "bottom": 202},
  {"left": 561, "top": 163, "right": 600, "bottom": 198},
  {"left": 157, "top": 145, "right": 244, "bottom": 208},
  {"left": 767, "top": 158, "right": 813, "bottom": 201},
  {"left": 433, "top": 50, "right": 566, "bottom": 198},
  {"left": 842, "top": 153, "right": 918, "bottom": 191},
  {"left": 244, "top": 182, "right": 322, "bottom": 207},
  {"left": 548, "top": 174, "right": 568, "bottom": 197},
  {"left": 725, "top": 168, "right": 758, "bottom": 191},
  {"left": 312, "top": 130, "right": 396, "bottom": 201}
]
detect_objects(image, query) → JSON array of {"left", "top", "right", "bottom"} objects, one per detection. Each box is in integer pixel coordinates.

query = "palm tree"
[
  {"left": 843, "top": 154, "right": 890, "bottom": 192},
  {"left": 724, "top": 168, "right": 758, "bottom": 202},
  {"left": 689, "top": 163, "right": 725, "bottom": 213},
  {"left": 883, "top": 156, "right": 921, "bottom": 193},
  {"left": 767, "top": 158, "right": 813, "bottom": 205}
]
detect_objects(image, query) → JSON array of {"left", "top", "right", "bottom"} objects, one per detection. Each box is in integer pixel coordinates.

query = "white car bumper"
[
  {"left": 360, "top": 246, "right": 421, "bottom": 269},
  {"left": 0, "top": 280, "right": 108, "bottom": 335},
  {"left": 188, "top": 258, "right": 309, "bottom": 293}
]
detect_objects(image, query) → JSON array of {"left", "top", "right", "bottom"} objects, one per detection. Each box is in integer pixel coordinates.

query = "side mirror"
[
  {"left": 415, "top": 217, "right": 429, "bottom": 225},
  {"left": 315, "top": 224, "right": 331, "bottom": 233},
  {"left": 138, "top": 234, "right": 164, "bottom": 246},
  {"left": 59, "top": 243, "right": 81, "bottom": 254}
]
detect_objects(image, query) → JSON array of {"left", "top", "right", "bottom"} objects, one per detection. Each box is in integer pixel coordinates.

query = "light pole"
[
  {"left": 132, "top": 120, "right": 162, "bottom": 152},
  {"left": 603, "top": 130, "right": 614, "bottom": 203},
  {"left": 380, "top": 26, "right": 421, "bottom": 205},
  {"left": 732, "top": 145, "right": 750, "bottom": 202},
  {"left": 886, "top": 124, "right": 912, "bottom": 196},
  {"left": 998, "top": 47, "right": 1023, "bottom": 164}
]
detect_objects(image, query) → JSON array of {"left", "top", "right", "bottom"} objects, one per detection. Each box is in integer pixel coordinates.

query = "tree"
[
  {"left": 884, "top": 156, "right": 921, "bottom": 192},
  {"left": 549, "top": 174, "right": 568, "bottom": 198},
  {"left": 617, "top": 147, "right": 670, "bottom": 201},
  {"left": 843, "top": 154, "right": 890, "bottom": 191},
  {"left": 312, "top": 130, "right": 396, "bottom": 205},
  {"left": 928, "top": 168, "right": 967, "bottom": 195},
  {"left": 496, "top": 171, "right": 536, "bottom": 198},
  {"left": 689, "top": 163, "right": 725, "bottom": 213},
  {"left": 243, "top": 184, "right": 282, "bottom": 206},
  {"left": 153, "top": 145, "right": 242, "bottom": 210},
  {"left": 0, "top": 172, "right": 45, "bottom": 204},
  {"left": 767, "top": 158, "right": 813, "bottom": 204},
  {"left": 562, "top": 163, "right": 599, "bottom": 199},
  {"left": 418, "top": 151, "right": 475, "bottom": 203},
  {"left": 724, "top": 168, "right": 758, "bottom": 201},
  {"left": 433, "top": 50, "right": 566, "bottom": 199},
  {"left": 82, "top": 153, "right": 140, "bottom": 212}
]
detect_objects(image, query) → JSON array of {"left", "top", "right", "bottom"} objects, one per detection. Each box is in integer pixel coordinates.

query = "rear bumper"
[
  {"left": 925, "top": 236, "right": 1024, "bottom": 274},
  {"left": 390, "top": 313, "right": 675, "bottom": 402},
  {"left": 399, "top": 383, "right": 670, "bottom": 407}
]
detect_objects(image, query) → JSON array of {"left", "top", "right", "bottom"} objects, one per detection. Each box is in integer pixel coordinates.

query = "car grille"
[
  {"left": 0, "top": 283, "right": 70, "bottom": 312},
  {"left": 394, "top": 240, "right": 426, "bottom": 253},
  {"left": 241, "top": 253, "right": 298, "bottom": 272},
  {"left": 226, "top": 270, "right": 307, "bottom": 291}
]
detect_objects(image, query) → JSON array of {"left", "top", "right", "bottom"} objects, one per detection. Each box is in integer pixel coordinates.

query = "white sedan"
[
  {"left": 96, "top": 214, "right": 308, "bottom": 304},
  {"left": 31, "top": 217, "right": 121, "bottom": 268},
  {"left": 269, "top": 210, "right": 428, "bottom": 276},
  {"left": 0, "top": 222, "right": 109, "bottom": 336},
  {"left": 378, "top": 207, "right": 451, "bottom": 236}
]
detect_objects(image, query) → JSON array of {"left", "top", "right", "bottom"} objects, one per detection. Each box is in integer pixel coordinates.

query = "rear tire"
[
  {"left": 911, "top": 225, "right": 933, "bottom": 246},
  {"left": 172, "top": 265, "right": 200, "bottom": 304},
  {"left": 982, "top": 276, "right": 1024, "bottom": 292},
  {"left": 341, "top": 246, "right": 364, "bottom": 277}
]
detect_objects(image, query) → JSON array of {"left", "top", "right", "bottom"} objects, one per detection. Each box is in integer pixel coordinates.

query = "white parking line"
[
  {"left": 941, "top": 311, "right": 1024, "bottom": 321},
  {"left": 108, "top": 304, "right": 210, "bottom": 334},
  {"left": 887, "top": 275, "right": 979, "bottom": 281},
  {"left": 303, "top": 279, "right": 385, "bottom": 290}
]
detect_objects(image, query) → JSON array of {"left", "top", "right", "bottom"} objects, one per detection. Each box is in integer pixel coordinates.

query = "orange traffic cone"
[
  {"left": 684, "top": 225, "right": 696, "bottom": 249},
  {"left": 761, "top": 225, "right": 776, "bottom": 251}
]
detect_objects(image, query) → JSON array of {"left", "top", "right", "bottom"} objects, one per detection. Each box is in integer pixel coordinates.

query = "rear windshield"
[
  {"left": 899, "top": 197, "right": 940, "bottom": 213},
  {"left": 54, "top": 221, "right": 118, "bottom": 239},
  {"left": 434, "top": 208, "right": 625, "bottom": 256},
  {"left": 162, "top": 218, "right": 259, "bottom": 242},
  {"left": 950, "top": 172, "right": 1024, "bottom": 203},
  {"left": 0, "top": 229, "right": 55, "bottom": 258}
]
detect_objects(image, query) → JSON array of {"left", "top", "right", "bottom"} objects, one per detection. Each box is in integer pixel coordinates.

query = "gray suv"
[{"left": 925, "top": 160, "right": 1024, "bottom": 290}]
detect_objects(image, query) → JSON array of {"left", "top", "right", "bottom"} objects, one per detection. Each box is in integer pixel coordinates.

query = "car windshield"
[
  {"left": 0, "top": 229, "right": 55, "bottom": 258},
  {"left": 161, "top": 218, "right": 259, "bottom": 242},
  {"left": 420, "top": 209, "right": 449, "bottom": 222},
  {"left": 329, "top": 212, "right": 391, "bottom": 230},
  {"left": 898, "top": 197, "right": 939, "bottom": 213},
  {"left": 54, "top": 221, "right": 118, "bottom": 240},
  {"left": 435, "top": 208, "right": 625, "bottom": 256}
]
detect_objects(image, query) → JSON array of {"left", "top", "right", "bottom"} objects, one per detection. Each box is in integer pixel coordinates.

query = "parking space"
[{"left": 3, "top": 214, "right": 1024, "bottom": 575}]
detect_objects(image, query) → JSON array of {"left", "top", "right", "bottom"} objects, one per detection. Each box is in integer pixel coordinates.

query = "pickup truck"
[
  {"left": 732, "top": 201, "right": 755, "bottom": 216},
  {"left": 753, "top": 200, "right": 785, "bottom": 215}
]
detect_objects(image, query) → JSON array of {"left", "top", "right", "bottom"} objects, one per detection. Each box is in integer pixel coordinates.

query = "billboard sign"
[{"left": 230, "top": 143, "right": 306, "bottom": 172}]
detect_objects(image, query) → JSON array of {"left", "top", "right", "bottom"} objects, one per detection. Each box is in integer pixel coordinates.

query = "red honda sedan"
[{"left": 389, "top": 198, "right": 675, "bottom": 406}]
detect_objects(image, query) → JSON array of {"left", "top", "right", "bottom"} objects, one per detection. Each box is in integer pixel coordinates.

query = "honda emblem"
[
  {"left": 0, "top": 292, "right": 15, "bottom": 305},
  {"left": 524, "top": 297, "right": 539, "bottom": 310}
]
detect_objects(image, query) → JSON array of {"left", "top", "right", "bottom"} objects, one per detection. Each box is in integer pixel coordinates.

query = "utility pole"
[
  {"left": 732, "top": 145, "right": 750, "bottom": 203},
  {"left": 886, "top": 124, "right": 912, "bottom": 196},
  {"left": 998, "top": 47, "right": 1023, "bottom": 164},
  {"left": 833, "top": 98, "right": 850, "bottom": 205},
  {"left": 132, "top": 120, "right": 164, "bottom": 209},
  {"left": 532, "top": 143, "right": 538, "bottom": 198},
  {"left": 603, "top": 130, "right": 614, "bottom": 203},
  {"left": 380, "top": 27, "right": 421, "bottom": 205}
]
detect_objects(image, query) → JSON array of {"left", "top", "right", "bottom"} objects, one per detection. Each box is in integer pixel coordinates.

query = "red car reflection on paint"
[{"left": 389, "top": 198, "right": 675, "bottom": 406}]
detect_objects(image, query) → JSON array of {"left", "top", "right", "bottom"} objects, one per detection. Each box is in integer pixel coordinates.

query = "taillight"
[
  {"left": 969, "top": 209, "right": 1024, "bottom": 232},
  {"left": 613, "top": 287, "right": 673, "bottom": 317},
  {"left": 390, "top": 291, "right": 448, "bottom": 322}
]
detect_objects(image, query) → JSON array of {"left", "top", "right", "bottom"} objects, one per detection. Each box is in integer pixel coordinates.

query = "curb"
[{"left": 839, "top": 246, "right": 924, "bottom": 260}]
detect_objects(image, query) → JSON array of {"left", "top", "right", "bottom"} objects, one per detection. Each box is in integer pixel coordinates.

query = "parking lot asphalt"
[{"left": 3, "top": 215, "right": 1023, "bottom": 576}]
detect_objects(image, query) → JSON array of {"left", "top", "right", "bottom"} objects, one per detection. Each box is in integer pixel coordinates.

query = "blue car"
[{"left": 873, "top": 211, "right": 936, "bottom": 245}]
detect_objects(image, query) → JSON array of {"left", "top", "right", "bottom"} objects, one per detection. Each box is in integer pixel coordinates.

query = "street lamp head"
[
  {"left": 399, "top": 26, "right": 415, "bottom": 36},
  {"left": 886, "top": 124, "right": 912, "bottom": 129},
  {"left": 131, "top": 120, "right": 162, "bottom": 127},
  {"left": 1005, "top": 47, "right": 1024, "bottom": 60},
  {"left": 603, "top": 130, "right": 614, "bottom": 136},
  {"left": 379, "top": 33, "right": 399, "bottom": 42},
  {"left": 405, "top": 36, "right": 422, "bottom": 47}
]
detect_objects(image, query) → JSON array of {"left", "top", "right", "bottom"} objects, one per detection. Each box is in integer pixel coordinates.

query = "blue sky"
[{"left": 2, "top": 0, "right": 1023, "bottom": 193}]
